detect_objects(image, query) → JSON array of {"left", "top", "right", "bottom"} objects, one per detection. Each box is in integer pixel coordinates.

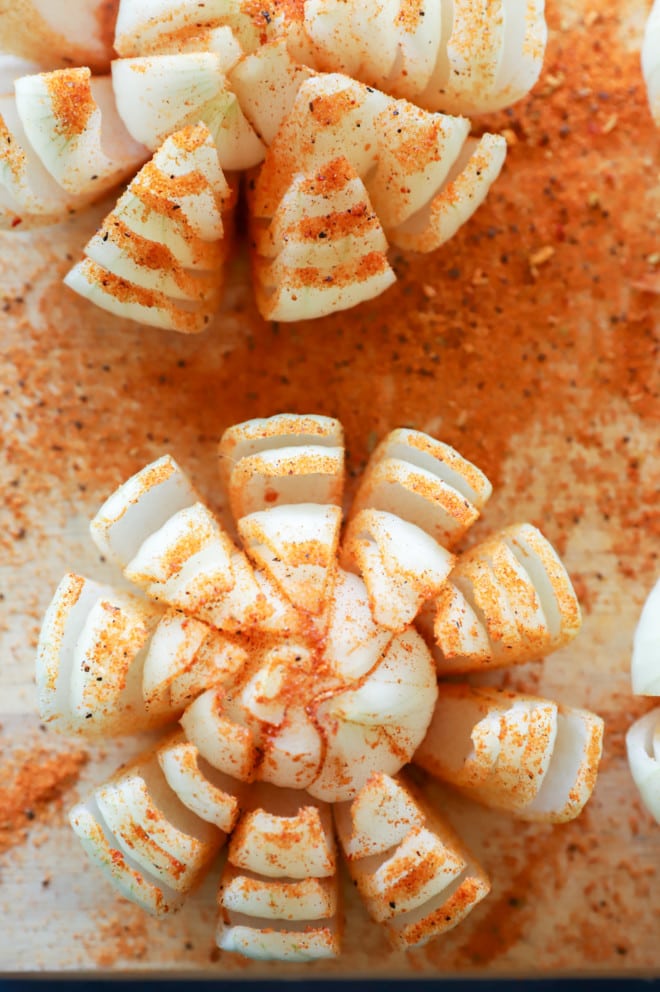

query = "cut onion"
[
  {"left": 64, "top": 123, "right": 233, "bottom": 332},
  {"left": 626, "top": 708, "right": 660, "bottom": 823},
  {"left": 0, "top": 0, "right": 117, "bottom": 74},
  {"left": 631, "top": 578, "right": 660, "bottom": 695},
  {"left": 429, "top": 522, "right": 581, "bottom": 673},
  {"left": 643, "top": 0, "right": 660, "bottom": 125},
  {"left": 415, "top": 683, "right": 603, "bottom": 821},
  {"left": 15, "top": 69, "right": 147, "bottom": 197},
  {"left": 342, "top": 509, "right": 455, "bottom": 631},
  {"left": 238, "top": 503, "right": 342, "bottom": 614},
  {"left": 350, "top": 428, "right": 491, "bottom": 549},
  {"left": 111, "top": 53, "right": 264, "bottom": 169},
  {"left": 335, "top": 771, "right": 490, "bottom": 946},
  {"left": 252, "top": 155, "right": 395, "bottom": 322}
]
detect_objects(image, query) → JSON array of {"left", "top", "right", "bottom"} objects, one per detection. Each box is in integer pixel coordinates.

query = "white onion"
[
  {"left": 630, "top": 578, "right": 660, "bottom": 695},
  {"left": 626, "top": 708, "right": 660, "bottom": 823},
  {"left": 342, "top": 509, "right": 455, "bottom": 631},
  {"left": 643, "top": 0, "right": 660, "bottom": 125},
  {"left": 335, "top": 772, "right": 490, "bottom": 947},
  {"left": 15, "top": 69, "right": 147, "bottom": 197},
  {"left": 415, "top": 683, "right": 604, "bottom": 822},
  {"left": 429, "top": 522, "right": 582, "bottom": 674},
  {"left": 237, "top": 503, "right": 342, "bottom": 614}
]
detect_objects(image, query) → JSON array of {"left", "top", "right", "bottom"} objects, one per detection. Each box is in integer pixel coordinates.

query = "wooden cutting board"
[{"left": 1, "top": 0, "right": 658, "bottom": 974}]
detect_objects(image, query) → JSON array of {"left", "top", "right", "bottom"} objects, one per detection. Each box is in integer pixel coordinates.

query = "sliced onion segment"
[
  {"left": 15, "top": 69, "right": 147, "bottom": 197},
  {"left": 335, "top": 772, "right": 490, "bottom": 946},
  {"left": 626, "top": 708, "right": 660, "bottom": 823},
  {"left": 631, "top": 578, "right": 660, "bottom": 695},
  {"left": 415, "top": 683, "right": 603, "bottom": 821},
  {"left": 0, "top": 0, "right": 117, "bottom": 74},
  {"left": 64, "top": 123, "right": 233, "bottom": 332},
  {"left": 342, "top": 509, "right": 455, "bottom": 631},
  {"left": 350, "top": 428, "right": 492, "bottom": 549},
  {"left": 429, "top": 522, "right": 581, "bottom": 673}
]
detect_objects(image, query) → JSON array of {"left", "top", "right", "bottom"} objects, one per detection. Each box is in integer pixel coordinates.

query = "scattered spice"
[
  {"left": 0, "top": 745, "right": 88, "bottom": 856},
  {"left": 0, "top": 0, "right": 658, "bottom": 974}
]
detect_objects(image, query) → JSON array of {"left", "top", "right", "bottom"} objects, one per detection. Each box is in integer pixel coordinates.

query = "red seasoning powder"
[{"left": 0, "top": 0, "right": 658, "bottom": 975}]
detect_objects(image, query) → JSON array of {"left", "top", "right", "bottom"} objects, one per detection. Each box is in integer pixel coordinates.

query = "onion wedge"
[
  {"left": 111, "top": 53, "right": 264, "bottom": 169},
  {"left": 643, "top": 0, "right": 660, "bottom": 125},
  {"left": 64, "top": 123, "right": 233, "bottom": 332},
  {"left": 626, "top": 708, "right": 660, "bottom": 823},
  {"left": 350, "top": 428, "right": 492, "bottom": 549},
  {"left": 0, "top": 0, "right": 117, "bottom": 74},
  {"left": 415, "top": 683, "right": 603, "bottom": 822},
  {"left": 630, "top": 578, "right": 660, "bottom": 695},
  {"left": 335, "top": 772, "right": 490, "bottom": 946},
  {"left": 428, "top": 522, "right": 581, "bottom": 673},
  {"left": 14, "top": 68, "right": 147, "bottom": 197}
]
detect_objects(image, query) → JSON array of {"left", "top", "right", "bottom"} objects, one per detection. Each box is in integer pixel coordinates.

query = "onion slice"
[
  {"left": 626, "top": 708, "right": 660, "bottom": 823},
  {"left": 0, "top": 0, "right": 117, "bottom": 74},
  {"left": 631, "top": 578, "right": 660, "bottom": 695},
  {"left": 350, "top": 428, "right": 491, "bottom": 550},
  {"left": 14, "top": 69, "right": 147, "bottom": 197},
  {"left": 428, "top": 522, "right": 581, "bottom": 673},
  {"left": 643, "top": 0, "right": 660, "bottom": 125},
  {"left": 415, "top": 683, "right": 603, "bottom": 822},
  {"left": 335, "top": 772, "right": 490, "bottom": 946}
]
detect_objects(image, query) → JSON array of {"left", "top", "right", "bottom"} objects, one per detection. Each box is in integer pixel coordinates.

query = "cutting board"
[{"left": 1, "top": 0, "right": 658, "bottom": 974}]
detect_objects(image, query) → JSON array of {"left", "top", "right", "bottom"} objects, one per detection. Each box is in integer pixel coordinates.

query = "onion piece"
[
  {"left": 389, "top": 132, "right": 507, "bottom": 252},
  {"left": 114, "top": 0, "right": 262, "bottom": 56},
  {"left": 228, "top": 784, "right": 336, "bottom": 879},
  {"left": 95, "top": 751, "right": 222, "bottom": 892},
  {"left": 252, "top": 155, "right": 395, "bottom": 322},
  {"left": 303, "top": 0, "right": 400, "bottom": 85},
  {"left": 227, "top": 444, "right": 345, "bottom": 520},
  {"left": 350, "top": 429, "right": 491, "bottom": 550},
  {"left": 35, "top": 573, "right": 170, "bottom": 735},
  {"left": 111, "top": 53, "right": 264, "bottom": 169},
  {"left": 216, "top": 917, "right": 341, "bottom": 961},
  {"left": 0, "top": 0, "right": 117, "bottom": 74},
  {"left": 626, "top": 708, "right": 660, "bottom": 823},
  {"left": 308, "top": 627, "right": 438, "bottom": 802},
  {"left": 237, "top": 503, "right": 342, "bottom": 614},
  {"left": 322, "top": 569, "right": 394, "bottom": 682},
  {"left": 365, "top": 101, "right": 471, "bottom": 231},
  {"left": 422, "top": 0, "right": 546, "bottom": 115},
  {"left": 229, "top": 38, "right": 316, "bottom": 144},
  {"left": 64, "top": 122, "right": 233, "bottom": 331},
  {"left": 219, "top": 412, "right": 343, "bottom": 495},
  {"left": 70, "top": 798, "right": 183, "bottom": 917},
  {"left": 335, "top": 771, "right": 490, "bottom": 946},
  {"left": 249, "top": 74, "right": 390, "bottom": 220},
  {"left": 342, "top": 509, "right": 455, "bottom": 631},
  {"left": 157, "top": 730, "right": 248, "bottom": 832},
  {"left": 333, "top": 772, "right": 425, "bottom": 861},
  {"left": 643, "top": 0, "right": 660, "bottom": 125},
  {"left": 429, "top": 522, "right": 581, "bottom": 673},
  {"left": 221, "top": 864, "right": 337, "bottom": 921},
  {"left": 90, "top": 454, "right": 199, "bottom": 568},
  {"left": 90, "top": 454, "right": 268, "bottom": 630},
  {"left": 415, "top": 683, "right": 603, "bottom": 821},
  {"left": 181, "top": 687, "right": 259, "bottom": 782},
  {"left": 14, "top": 69, "right": 147, "bottom": 197},
  {"left": 0, "top": 93, "right": 94, "bottom": 229},
  {"left": 631, "top": 578, "right": 660, "bottom": 695}
]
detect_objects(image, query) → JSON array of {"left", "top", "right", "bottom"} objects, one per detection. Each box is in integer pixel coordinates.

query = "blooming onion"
[{"left": 36, "top": 413, "right": 604, "bottom": 961}]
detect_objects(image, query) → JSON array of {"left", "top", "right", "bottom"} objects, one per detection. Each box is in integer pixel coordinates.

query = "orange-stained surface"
[{"left": 0, "top": 0, "right": 659, "bottom": 975}]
